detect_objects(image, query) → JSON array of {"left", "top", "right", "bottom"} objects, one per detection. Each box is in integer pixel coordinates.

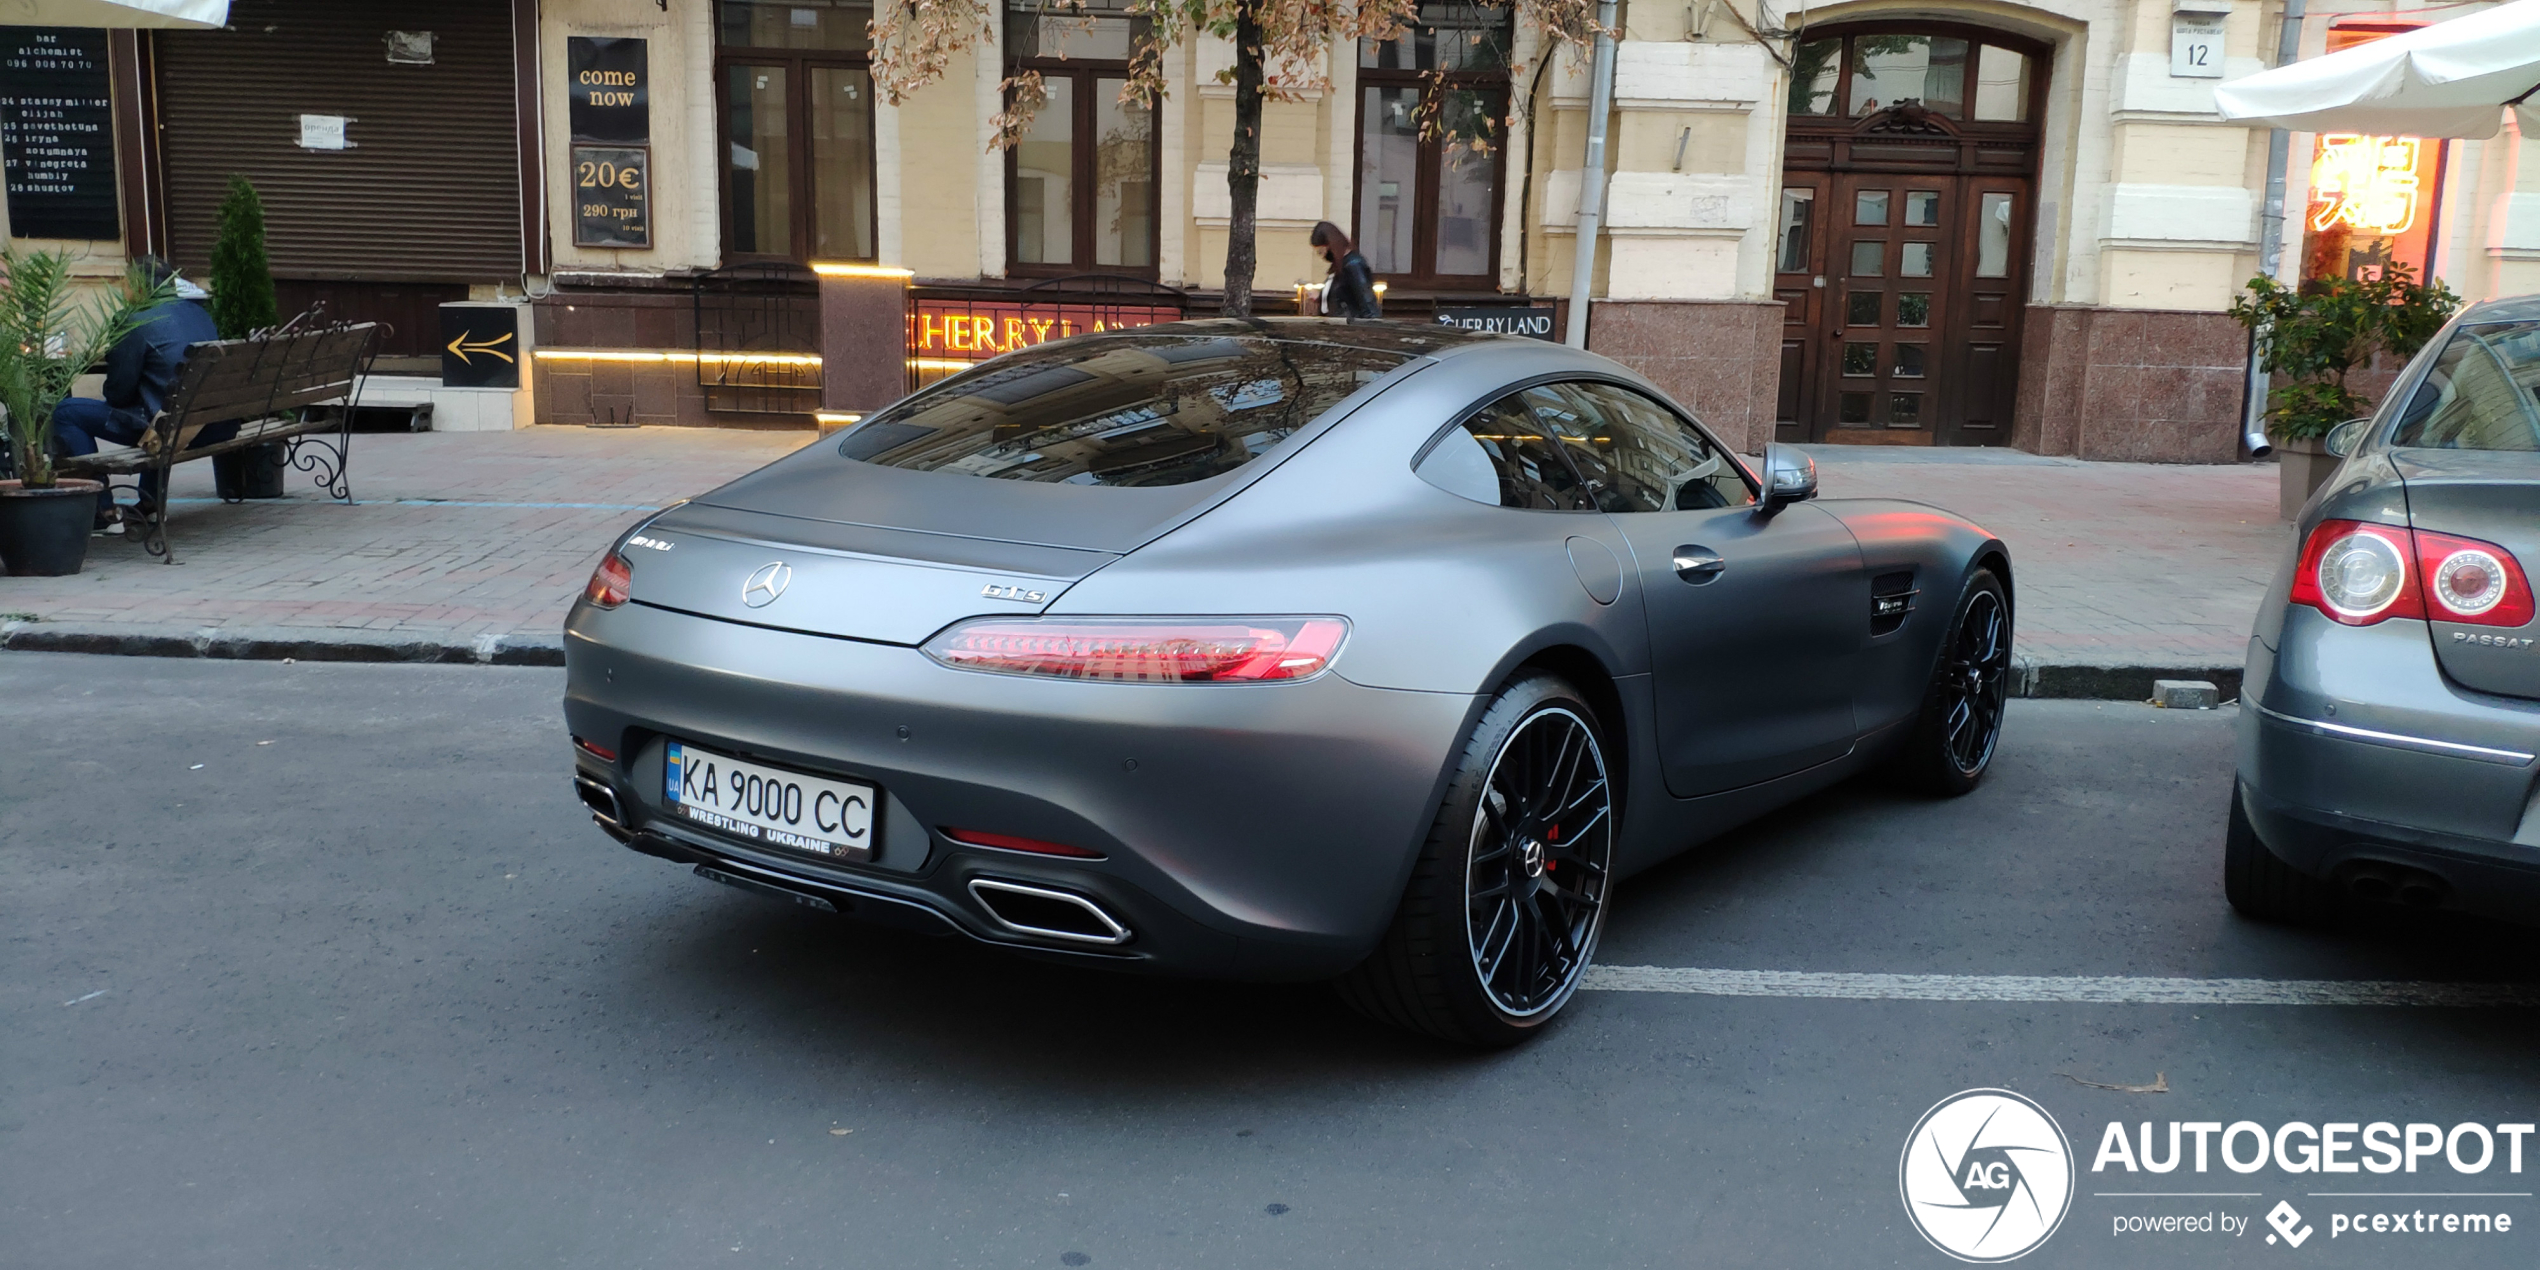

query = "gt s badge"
[
  {"left": 626, "top": 534, "right": 674, "bottom": 552},
  {"left": 981, "top": 583, "right": 1047, "bottom": 603},
  {"left": 2452, "top": 631, "right": 2535, "bottom": 649}
]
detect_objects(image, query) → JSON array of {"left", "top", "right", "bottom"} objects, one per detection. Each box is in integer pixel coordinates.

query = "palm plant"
[{"left": 0, "top": 247, "right": 170, "bottom": 487}]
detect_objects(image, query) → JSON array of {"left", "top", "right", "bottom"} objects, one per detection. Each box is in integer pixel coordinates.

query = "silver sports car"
[
  {"left": 2230, "top": 295, "right": 2540, "bottom": 924},
  {"left": 563, "top": 320, "right": 2013, "bottom": 1044}
]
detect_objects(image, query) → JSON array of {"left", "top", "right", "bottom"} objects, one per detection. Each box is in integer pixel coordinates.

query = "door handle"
[{"left": 1672, "top": 546, "right": 1727, "bottom": 584}]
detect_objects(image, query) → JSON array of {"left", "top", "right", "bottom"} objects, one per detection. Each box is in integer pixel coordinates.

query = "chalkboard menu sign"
[
  {"left": 567, "top": 37, "right": 648, "bottom": 143},
  {"left": 572, "top": 145, "right": 650, "bottom": 248},
  {"left": 567, "top": 37, "right": 649, "bottom": 249},
  {"left": 1, "top": 27, "right": 121, "bottom": 241}
]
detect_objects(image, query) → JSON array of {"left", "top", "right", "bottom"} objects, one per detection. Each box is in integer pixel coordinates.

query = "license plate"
[{"left": 664, "top": 741, "right": 876, "bottom": 862}]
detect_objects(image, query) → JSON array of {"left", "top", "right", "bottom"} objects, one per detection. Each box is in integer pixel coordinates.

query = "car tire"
[
  {"left": 1889, "top": 567, "right": 2012, "bottom": 797},
  {"left": 2223, "top": 784, "right": 2341, "bottom": 925},
  {"left": 1336, "top": 672, "right": 1617, "bottom": 1047}
]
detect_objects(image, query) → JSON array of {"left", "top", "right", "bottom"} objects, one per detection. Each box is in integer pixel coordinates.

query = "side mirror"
[
  {"left": 1758, "top": 443, "right": 1818, "bottom": 512},
  {"left": 2323, "top": 417, "right": 2371, "bottom": 459}
]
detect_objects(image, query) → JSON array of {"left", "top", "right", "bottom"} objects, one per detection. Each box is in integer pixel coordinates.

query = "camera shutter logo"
[{"left": 1899, "top": 1088, "right": 2075, "bottom": 1262}]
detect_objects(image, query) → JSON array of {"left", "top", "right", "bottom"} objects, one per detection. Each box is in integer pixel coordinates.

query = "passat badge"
[{"left": 743, "top": 562, "right": 792, "bottom": 608}]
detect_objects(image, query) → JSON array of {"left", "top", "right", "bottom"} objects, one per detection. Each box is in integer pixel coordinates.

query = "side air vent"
[{"left": 1871, "top": 570, "right": 1919, "bottom": 637}]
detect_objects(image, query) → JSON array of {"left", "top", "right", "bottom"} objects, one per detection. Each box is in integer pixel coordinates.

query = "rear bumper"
[
  {"left": 562, "top": 598, "right": 1481, "bottom": 980},
  {"left": 2239, "top": 616, "right": 2540, "bottom": 918}
]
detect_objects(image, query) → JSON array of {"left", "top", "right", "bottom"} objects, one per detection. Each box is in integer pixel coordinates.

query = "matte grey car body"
[
  {"left": 562, "top": 321, "right": 2011, "bottom": 1001},
  {"left": 2234, "top": 295, "right": 2540, "bottom": 921}
]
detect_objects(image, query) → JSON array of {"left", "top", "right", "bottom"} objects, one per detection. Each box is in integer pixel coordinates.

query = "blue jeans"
[
  {"left": 50, "top": 399, "right": 243, "bottom": 517},
  {"left": 48, "top": 398, "right": 141, "bottom": 516}
]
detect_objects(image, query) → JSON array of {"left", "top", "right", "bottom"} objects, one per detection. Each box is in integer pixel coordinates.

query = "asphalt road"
[{"left": 6, "top": 654, "right": 2537, "bottom": 1269}]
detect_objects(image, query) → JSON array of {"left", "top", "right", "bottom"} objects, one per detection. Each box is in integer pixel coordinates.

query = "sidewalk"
[{"left": 0, "top": 428, "right": 2288, "bottom": 695}]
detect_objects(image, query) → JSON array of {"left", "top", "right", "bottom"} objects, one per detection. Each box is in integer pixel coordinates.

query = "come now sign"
[{"left": 909, "top": 300, "right": 1181, "bottom": 363}]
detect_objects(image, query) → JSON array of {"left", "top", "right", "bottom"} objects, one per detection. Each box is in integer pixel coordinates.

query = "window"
[
  {"left": 1006, "top": 0, "right": 1157, "bottom": 274},
  {"left": 2389, "top": 323, "right": 2540, "bottom": 452},
  {"left": 1416, "top": 381, "right": 1752, "bottom": 511},
  {"left": 1356, "top": 0, "right": 1512, "bottom": 286},
  {"left": 718, "top": 1, "right": 877, "bottom": 261},
  {"left": 837, "top": 332, "right": 1415, "bottom": 486},
  {"left": 1528, "top": 383, "right": 1754, "bottom": 511},
  {"left": 1790, "top": 31, "right": 2036, "bottom": 123},
  {"left": 1776, "top": 187, "right": 1816, "bottom": 272}
]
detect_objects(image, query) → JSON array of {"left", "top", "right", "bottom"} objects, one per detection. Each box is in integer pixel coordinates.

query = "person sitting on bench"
[{"left": 51, "top": 257, "right": 225, "bottom": 528}]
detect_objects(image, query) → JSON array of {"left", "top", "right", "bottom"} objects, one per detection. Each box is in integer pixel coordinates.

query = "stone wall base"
[
  {"left": 1586, "top": 299, "right": 1785, "bottom": 455},
  {"left": 2014, "top": 306, "right": 2251, "bottom": 463}
]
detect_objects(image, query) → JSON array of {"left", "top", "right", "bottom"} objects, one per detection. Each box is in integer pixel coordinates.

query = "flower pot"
[
  {"left": 2277, "top": 436, "right": 2340, "bottom": 521},
  {"left": 0, "top": 479, "right": 104, "bottom": 576},
  {"left": 213, "top": 442, "right": 289, "bottom": 500}
]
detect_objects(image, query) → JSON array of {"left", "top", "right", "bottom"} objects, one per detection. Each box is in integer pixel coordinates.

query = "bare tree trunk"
[{"left": 1221, "top": 0, "right": 1264, "bottom": 318}]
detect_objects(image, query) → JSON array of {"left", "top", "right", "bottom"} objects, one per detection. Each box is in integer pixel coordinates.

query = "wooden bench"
[{"left": 57, "top": 321, "right": 382, "bottom": 563}]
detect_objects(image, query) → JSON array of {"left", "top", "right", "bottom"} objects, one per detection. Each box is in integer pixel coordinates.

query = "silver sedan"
[{"left": 2231, "top": 295, "right": 2540, "bottom": 922}]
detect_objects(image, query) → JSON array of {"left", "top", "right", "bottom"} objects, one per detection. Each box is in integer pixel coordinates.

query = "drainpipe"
[
  {"left": 1564, "top": 0, "right": 1621, "bottom": 349},
  {"left": 2242, "top": 0, "right": 2306, "bottom": 460}
]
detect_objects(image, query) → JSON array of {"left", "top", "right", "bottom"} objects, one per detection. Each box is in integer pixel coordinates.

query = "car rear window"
[
  {"left": 2389, "top": 321, "right": 2540, "bottom": 452},
  {"left": 836, "top": 332, "right": 1416, "bottom": 486}
]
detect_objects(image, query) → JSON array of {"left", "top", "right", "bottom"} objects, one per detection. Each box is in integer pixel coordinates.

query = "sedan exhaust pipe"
[
  {"left": 968, "top": 878, "right": 1133, "bottom": 946},
  {"left": 2341, "top": 861, "right": 2451, "bottom": 909}
]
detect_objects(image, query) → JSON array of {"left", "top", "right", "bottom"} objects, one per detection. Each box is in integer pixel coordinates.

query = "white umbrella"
[
  {"left": 2215, "top": 0, "right": 2540, "bottom": 140},
  {"left": 0, "top": 0, "right": 227, "bottom": 28}
]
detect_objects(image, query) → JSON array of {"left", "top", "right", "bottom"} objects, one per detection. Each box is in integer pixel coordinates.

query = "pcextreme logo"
[{"left": 1901, "top": 1089, "right": 2077, "bottom": 1262}]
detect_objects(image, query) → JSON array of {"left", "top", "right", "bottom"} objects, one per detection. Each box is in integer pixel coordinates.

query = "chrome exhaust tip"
[
  {"left": 967, "top": 878, "right": 1133, "bottom": 946},
  {"left": 574, "top": 775, "right": 626, "bottom": 835}
]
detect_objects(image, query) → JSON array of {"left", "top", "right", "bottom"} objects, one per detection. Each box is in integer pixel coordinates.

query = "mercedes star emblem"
[{"left": 741, "top": 561, "right": 792, "bottom": 608}]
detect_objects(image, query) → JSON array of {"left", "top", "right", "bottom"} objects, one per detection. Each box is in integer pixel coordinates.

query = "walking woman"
[{"left": 1310, "top": 222, "right": 1382, "bottom": 320}]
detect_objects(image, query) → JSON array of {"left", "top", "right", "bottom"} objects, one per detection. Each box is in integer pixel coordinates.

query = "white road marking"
[
  {"left": 61, "top": 989, "right": 107, "bottom": 1006},
  {"left": 1580, "top": 965, "right": 2540, "bottom": 1007}
]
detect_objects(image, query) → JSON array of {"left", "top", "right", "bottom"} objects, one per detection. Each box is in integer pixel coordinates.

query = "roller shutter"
[{"left": 156, "top": 0, "right": 520, "bottom": 283}]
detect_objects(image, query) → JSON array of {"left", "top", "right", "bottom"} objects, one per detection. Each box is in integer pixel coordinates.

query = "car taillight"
[
  {"left": 2416, "top": 528, "right": 2535, "bottom": 627},
  {"left": 923, "top": 617, "right": 1348, "bottom": 682},
  {"left": 2289, "top": 520, "right": 2531, "bottom": 627},
  {"left": 941, "top": 827, "right": 1106, "bottom": 859},
  {"left": 584, "top": 550, "right": 633, "bottom": 609}
]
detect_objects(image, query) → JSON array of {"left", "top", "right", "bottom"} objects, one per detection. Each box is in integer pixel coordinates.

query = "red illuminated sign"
[{"left": 908, "top": 299, "right": 1180, "bottom": 363}]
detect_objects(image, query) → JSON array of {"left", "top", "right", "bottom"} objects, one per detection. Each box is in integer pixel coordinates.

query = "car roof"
[{"left": 2458, "top": 293, "right": 2540, "bottom": 323}]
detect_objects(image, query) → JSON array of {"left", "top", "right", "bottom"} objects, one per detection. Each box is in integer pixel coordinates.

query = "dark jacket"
[
  {"left": 103, "top": 298, "right": 218, "bottom": 436},
  {"left": 1321, "top": 251, "right": 1382, "bottom": 320}
]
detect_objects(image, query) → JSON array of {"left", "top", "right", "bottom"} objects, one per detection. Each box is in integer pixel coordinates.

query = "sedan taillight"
[
  {"left": 923, "top": 617, "right": 1348, "bottom": 682},
  {"left": 584, "top": 550, "right": 633, "bottom": 609},
  {"left": 2290, "top": 519, "right": 2531, "bottom": 627}
]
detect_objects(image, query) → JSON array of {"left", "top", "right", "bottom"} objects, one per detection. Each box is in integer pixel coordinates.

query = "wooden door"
[
  {"left": 1817, "top": 175, "right": 1955, "bottom": 441},
  {"left": 1772, "top": 177, "right": 1829, "bottom": 444}
]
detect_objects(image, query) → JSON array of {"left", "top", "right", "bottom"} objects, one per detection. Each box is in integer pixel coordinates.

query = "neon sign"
[
  {"left": 2309, "top": 134, "right": 2424, "bottom": 236},
  {"left": 907, "top": 300, "right": 1179, "bottom": 363}
]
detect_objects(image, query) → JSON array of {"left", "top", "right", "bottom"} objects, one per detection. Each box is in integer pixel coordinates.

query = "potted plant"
[
  {"left": 2228, "top": 258, "right": 2458, "bottom": 519},
  {"left": 208, "top": 175, "right": 288, "bottom": 501},
  {"left": 0, "top": 248, "right": 170, "bottom": 576}
]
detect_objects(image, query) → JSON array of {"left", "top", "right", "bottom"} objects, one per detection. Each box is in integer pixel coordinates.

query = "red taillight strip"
[
  {"left": 922, "top": 617, "right": 1349, "bottom": 683},
  {"left": 573, "top": 736, "right": 619, "bottom": 762},
  {"left": 2290, "top": 519, "right": 2533, "bottom": 628},
  {"left": 940, "top": 827, "right": 1106, "bottom": 859}
]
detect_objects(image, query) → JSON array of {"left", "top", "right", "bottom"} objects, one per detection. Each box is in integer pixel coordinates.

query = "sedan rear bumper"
[
  {"left": 562, "top": 598, "right": 1483, "bottom": 980},
  {"left": 2240, "top": 620, "right": 2540, "bottom": 918}
]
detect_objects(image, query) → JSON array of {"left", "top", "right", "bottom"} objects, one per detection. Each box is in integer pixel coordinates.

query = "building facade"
[{"left": 4, "top": 0, "right": 2538, "bottom": 458}]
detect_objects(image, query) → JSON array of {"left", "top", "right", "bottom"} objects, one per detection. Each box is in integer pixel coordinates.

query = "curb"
[
  {"left": 1, "top": 620, "right": 2240, "bottom": 701},
  {"left": 0, "top": 620, "right": 564, "bottom": 667},
  {"left": 2009, "top": 657, "right": 2242, "bottom": 704}
]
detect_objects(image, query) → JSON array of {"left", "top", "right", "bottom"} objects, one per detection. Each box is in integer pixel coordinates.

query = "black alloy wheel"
[
  {"left": 1465, "top": 705, "right": 1612, "bottom": 1017},
  {"left": 1893, "top": 568, "right": 2012, "bottom": 796},
  {"left": 1337, "top": 673, "right": 1616, "bottom": 1046}
]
